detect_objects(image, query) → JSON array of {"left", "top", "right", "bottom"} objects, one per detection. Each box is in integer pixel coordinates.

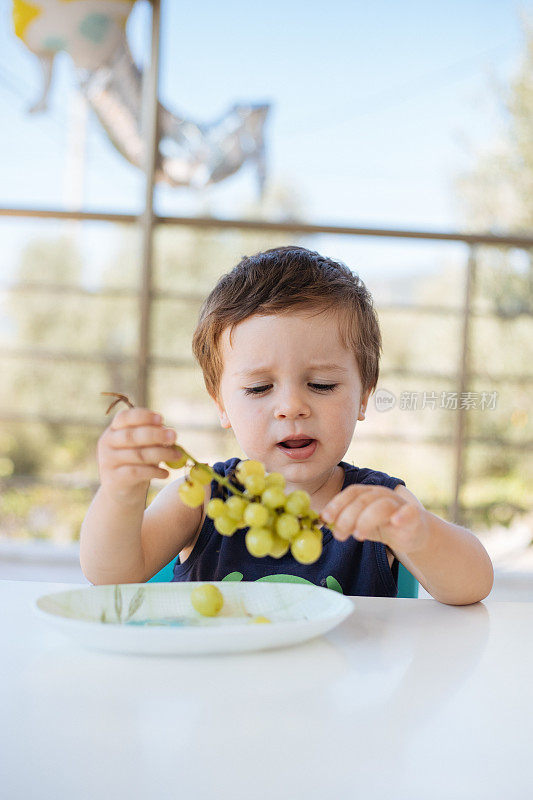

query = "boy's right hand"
[{"left": 97, "top": 407, "right": 183, "bottom": 501}]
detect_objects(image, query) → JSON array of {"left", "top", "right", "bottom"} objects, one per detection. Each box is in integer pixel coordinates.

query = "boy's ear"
[
  {"left": 212, "top": 395, "right": 232, "bottom": 429},
  {"left": 358, "top": 389, "right": 372, "bottom": 421}
]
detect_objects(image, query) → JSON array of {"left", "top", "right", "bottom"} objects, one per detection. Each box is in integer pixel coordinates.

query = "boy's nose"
[{"left": 274, "top": 391, "right": 311, "bottom": 420}]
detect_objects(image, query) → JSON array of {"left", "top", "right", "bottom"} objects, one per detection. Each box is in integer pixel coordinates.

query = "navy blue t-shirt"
[{"left": 172, "top": 458, "right": 405, "bottom": 596}]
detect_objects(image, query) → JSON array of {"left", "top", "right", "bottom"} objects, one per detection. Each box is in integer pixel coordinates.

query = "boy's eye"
[
  {"left": 309, "top": 383, "right": 337, "bottom": 392},
  {"left": 243, "top": 383, "right": 338, "bottom": 396},
  {"left": 244, "top": 385, "right": 271, "bottom": 395}
]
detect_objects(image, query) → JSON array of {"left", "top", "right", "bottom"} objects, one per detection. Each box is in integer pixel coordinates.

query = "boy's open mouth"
[
  {"left": 278, "top": 438, "right": 315, "bottom": 449},
  {"left": 276, "top": 437, "right": 318, "bottom": 460}
]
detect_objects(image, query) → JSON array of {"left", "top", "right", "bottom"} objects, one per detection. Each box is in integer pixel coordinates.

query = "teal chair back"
[
  {"left": 149, "top": 558, "right": 419, "bottom": 598},
  {"left": 397, "top": 563, "right": 419, "bottom": 598},
  {"left": 149, "top": 559, "right": 177, "bottom": 582}
]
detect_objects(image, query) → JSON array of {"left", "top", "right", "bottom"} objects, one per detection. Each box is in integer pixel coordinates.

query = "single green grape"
[
  {"left": 243, "top": 473, "right": 266, "bottom": 495},
  {"left": 261, "top": 486, "right": 286, "bottom": 510},
  {"left": 165, "top": 451, "right": 188, "bottom": 469},
  {"left": 276, "top": 512, "right": 300, "bottom": 541},
  {"left": 291, "top": 531, "right": 323, "bottom": 564},
  {"left": 285, "top": 490, "right": 311, "bottom": 516},
  {"left": 243, "top": 502, "right": 269, "bottom": 527},
  {"left": 190, "top": 584, "right": 224, "bottom": 616},
  {"left": 189, "top": 463, "right": 212, "bottom": 486},
  {"left": 269, "top": 534, "right": 290, "bottom": 559},
  {"left": 178, "top": 480, "right": 205, "bottom": 508},
  {"left": 214, "top": 515, "right": 237, "bottom": 536},
  {"left": 236, "top": 459, "right": 265, "bottom": 482},
  {"left": 245, "top": 527, "right": 273, "bottom": 557},
  {"left": 207, "top": 498, "right": 226, "bottom": 518},
  {"left": 225, "top": 495, "right": 247, "bottom": 521},
  {"left": 265, "top": 471, "right": 286, "bottom": 489}
]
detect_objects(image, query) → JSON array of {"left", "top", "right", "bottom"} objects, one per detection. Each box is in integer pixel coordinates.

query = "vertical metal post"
[
  {"left": 451, "top": 246, "right": 477, "bottom": 524},
  {"left": 137, "top": 0, "right": 161, "bottom": 408}
]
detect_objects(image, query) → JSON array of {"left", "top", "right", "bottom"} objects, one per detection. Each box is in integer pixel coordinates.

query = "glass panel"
[
  {"left": 0, "top": 218, "right": 142, "bottom": 543},
  {"left": 1, "top": 219, "right": 531, "bottom": 549},
  {"left": 473, "top": 246, "right": 533, "bottom": 317},
  {"left": 462, "top": 442, "right": 532, "bottom": 530},
  {"left": 345, "top": 439, "right": 455, "bottom": 520}
]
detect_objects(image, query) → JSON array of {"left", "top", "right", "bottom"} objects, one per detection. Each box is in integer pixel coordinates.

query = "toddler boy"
[{"left": 80, "top": 246, "right": 493, "bottom": 604}]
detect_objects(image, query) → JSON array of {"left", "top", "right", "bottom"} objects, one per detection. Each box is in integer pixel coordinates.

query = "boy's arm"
[
  {"left": 79, "top": 479, "right": 208, "bottom": 585},
  {"left": 79, "top": 406, "right": 205, "bottom": 585},
  {"left": 389, "top": 485, "right": 494, "bottom": 605},
  {"left": 139, "top": 479, "right": 211, "bottom": 580},
  {"left": 321, "top": 484, "right": 494, "bottom": 605}
]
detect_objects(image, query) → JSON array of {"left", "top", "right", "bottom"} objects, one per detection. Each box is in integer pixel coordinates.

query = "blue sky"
[{"left": 0, "top": 0, "right": 531, "bottom": 281}]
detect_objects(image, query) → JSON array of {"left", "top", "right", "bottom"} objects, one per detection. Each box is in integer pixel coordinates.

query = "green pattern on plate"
[
  {"left": 326, "top": 576, "right": 344, "bottom": 594},
  {"left": 221, "top": 572, "right": 244, "bottom": 582}
]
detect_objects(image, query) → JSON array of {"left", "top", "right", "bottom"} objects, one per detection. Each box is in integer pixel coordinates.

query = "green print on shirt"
[{"left": 221, "top": 571, "right": 344, "bottom": 594}]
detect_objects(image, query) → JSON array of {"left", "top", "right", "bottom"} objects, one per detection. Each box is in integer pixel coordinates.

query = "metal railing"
[
  {"left": 1, "top": 0, "right": 532, "bottom": 525},
  {"left": 1, "top": 206, "right": 532, "bottom": 523}
]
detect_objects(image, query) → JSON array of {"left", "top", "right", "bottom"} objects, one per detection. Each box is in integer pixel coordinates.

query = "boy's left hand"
[{"left": 321, "top": 485, "right": 430, "bottom": 555}]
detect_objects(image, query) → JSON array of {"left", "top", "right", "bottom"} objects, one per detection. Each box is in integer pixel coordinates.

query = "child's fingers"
[
  {"left": 108, "top": 424, "right": 176, "bottom": 449},
  {"left": 355, "top": 497, "right": 402, "bottom": 541},
  {"left": 111, "top": 407, "right": 163, "bottom": 430},
  {"left": 322, "top": 485, "right": 384, "bottom": 528},
  {"left": 114, "top": 464, "right": 169, "bottom": 482},
  {"left": 328, "top": 492, "right": 378, "bottom": 540},
  {"left": 109, "top": 445, "right": 183, "bottom": 467}
]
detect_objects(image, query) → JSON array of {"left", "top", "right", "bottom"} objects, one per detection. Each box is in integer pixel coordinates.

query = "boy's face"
[{"left": 213, "top": 309, "right": 370, "bottom": 488}]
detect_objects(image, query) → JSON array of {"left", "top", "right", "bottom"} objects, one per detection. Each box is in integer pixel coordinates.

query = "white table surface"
[{"left": 2, "top": 580, "right": 532, "bottom": 800}]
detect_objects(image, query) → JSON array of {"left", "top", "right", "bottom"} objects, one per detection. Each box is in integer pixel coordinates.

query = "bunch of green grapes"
[
  {"left": 178, "top": 459, "right": 323, "bottom": 565},
  {"left": 101, "top": 393, "right": 323, "bottom": 565}
]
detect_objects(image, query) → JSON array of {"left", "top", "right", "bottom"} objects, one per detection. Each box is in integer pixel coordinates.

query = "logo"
[{"left": 374, "top": 388, "right": 396, "bottom": 412}]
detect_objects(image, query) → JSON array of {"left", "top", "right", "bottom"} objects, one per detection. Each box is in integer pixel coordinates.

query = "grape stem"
[{"left": 185, "top": 458, "right": 247, "bottom": 499}]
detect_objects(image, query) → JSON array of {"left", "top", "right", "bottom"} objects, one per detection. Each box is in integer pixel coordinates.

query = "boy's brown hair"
[{"left": 192, "top": 246, "right": 382, "bottom": 399}]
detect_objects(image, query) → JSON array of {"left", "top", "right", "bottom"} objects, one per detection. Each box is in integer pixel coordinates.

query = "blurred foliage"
[{"left": 0, "top": 482, "right": 93, "bottom": 542}]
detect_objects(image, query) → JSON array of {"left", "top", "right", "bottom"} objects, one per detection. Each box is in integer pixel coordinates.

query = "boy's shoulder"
[
  {"left": 212, "top": 457, "right": 241, "bottom": 475},
  {"left": 340, "top": 462, "right": 405, "bottom": 491}
]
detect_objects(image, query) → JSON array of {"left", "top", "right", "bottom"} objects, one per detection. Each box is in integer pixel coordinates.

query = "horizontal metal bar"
[
  {"left": 0, "top": 283, "right": 206, "bottom": 303},
  {"left": 0, "top": 348, "right": 139, "bottom": 365},
  {"left": 0, "top": 411, "right": 218, "bottom": 432},
  {"left": 156, "top": 215, "right": 533, "bottom": 247},
  {"left": 2, "top": 472, "right": 522, "bottom": 511},
  {"left": 0, "top": 474, "right": 519, "bottom": 513},
  {"left": 1, "top": 412, "right": 531, "bottom": 449},
  {"left": 2, "top": 285, "right": 532, "bottom": 323},
  {"left": 1, "top": 347, "right": 532, "bottom": 384},
  {"left": 380, "top": 369, "right": 533, "bottom": 384},
  {"left": 0, "top": 283, "right": 139, "bottom": 299},
  {"left": 0, "top": 348, "right": 193, "bottom": 368},
  {"left": 1, "top": 206, "right": 532, "bottom": 247},
  {"left": 0, "top": 207, "right": 138, "bottom": 224},
  {"left": 379, "top": 304, "right": 533, "bottom": 319}
]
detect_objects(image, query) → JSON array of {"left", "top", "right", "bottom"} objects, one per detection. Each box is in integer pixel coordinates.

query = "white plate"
[{"left": 35, "top": 581, "right": 354, "bottom": 655}]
